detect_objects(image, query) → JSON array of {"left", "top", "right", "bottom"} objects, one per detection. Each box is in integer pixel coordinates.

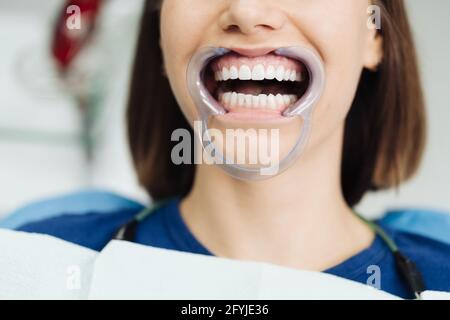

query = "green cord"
[
  {"left": 135, "top": 198, "right": 176, "bottom": 222},
  {"left": 354, "top": 211, "right": 399, "bottom": 253}
]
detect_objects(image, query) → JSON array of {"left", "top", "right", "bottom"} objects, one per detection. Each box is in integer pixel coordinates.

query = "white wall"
[
  {"left": 357, "top": 0, "right": 450, "bottom": 217},
  {"left": 0, "top": 0, "right": 148, "bottom": 217},
  {"left": 0, "top": 0, "right": 88, "bottom": 215},
  {"left": 87, "top": 0, "right": 149, "bottom": 204}
]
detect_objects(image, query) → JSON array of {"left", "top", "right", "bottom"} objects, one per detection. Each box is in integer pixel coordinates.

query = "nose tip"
[{"left": 219, "top": 0, "right": 286, "bottom": 36}]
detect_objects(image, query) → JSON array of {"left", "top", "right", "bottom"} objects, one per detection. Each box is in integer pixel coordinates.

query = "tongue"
[
  {"left": 232, "top": 81, "right": 290, "bottom": 95},
  {"left": 234, "top": 82, "right": 264, "bottom": 95}
]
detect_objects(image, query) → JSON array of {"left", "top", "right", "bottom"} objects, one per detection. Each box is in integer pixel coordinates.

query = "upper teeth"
[{"left": 215, "top": 64, "right": 304, "bottom": 82}]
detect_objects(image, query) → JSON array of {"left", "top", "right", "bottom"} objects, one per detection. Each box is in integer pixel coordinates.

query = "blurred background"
[{"left": 0, "top": 0, "right": 449, "bottom": 219}]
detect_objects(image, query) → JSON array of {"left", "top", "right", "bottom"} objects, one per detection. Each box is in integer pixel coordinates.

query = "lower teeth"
[{"left": 219, "top": 92, "right": 297, "bottom": 110}]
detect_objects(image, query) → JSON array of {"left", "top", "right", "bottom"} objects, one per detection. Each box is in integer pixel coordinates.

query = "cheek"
[
  {"left": 297, "top": 1, "right": 370, "bottom": 142},
  {"left": 161, "top": 1, "right": 202, "bottom": 59},
  {"left": 160, "top": 1, "right": 214, "bottom": 123}
]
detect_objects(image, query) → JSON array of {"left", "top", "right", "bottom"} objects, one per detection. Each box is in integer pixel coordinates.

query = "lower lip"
[{"left": 216, "top": 109, "right": 292, "bottom": 123}]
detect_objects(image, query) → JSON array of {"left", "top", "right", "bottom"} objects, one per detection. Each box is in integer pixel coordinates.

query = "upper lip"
[{"left": 228, "top": 47, "right": 278, "bottom": 57}]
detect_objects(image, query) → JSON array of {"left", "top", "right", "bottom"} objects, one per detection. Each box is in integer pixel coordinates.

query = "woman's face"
[{"left": 160, "top": 0, "right": 382, "bottom": 166}]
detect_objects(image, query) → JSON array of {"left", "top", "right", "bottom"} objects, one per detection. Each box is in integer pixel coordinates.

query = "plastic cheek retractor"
[{"left": 186, "top": 46, "right": 325, "bottom": 180}]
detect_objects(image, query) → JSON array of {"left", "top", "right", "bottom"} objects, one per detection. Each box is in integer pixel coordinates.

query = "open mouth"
[{"left": 201, "top": 50, "right": 311, "bottom": 117}]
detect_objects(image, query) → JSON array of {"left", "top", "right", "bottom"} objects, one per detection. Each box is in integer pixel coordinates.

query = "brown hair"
[{"left": 127, "top": 0, "right": 426, "bottom": 206}]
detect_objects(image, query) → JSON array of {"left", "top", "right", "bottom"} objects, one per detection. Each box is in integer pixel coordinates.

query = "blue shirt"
[{"left": 17, "top": 198, "right": 450, "bottom": 299}]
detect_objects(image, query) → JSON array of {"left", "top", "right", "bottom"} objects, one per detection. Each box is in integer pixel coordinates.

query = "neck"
[{"left": 180, "top": 126, "right": 374, "bottom": 271}]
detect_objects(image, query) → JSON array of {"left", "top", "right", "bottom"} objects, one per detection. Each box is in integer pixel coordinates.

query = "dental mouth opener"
[{"left": 187, "top": 46, "right": 325, "bottom": 180}]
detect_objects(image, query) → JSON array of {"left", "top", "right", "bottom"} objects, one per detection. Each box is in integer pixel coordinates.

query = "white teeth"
[
  {"left": 239, "top": 65, "right": 252, "bottom": 80},
  {"left": 230, "top": 66, "right": 239, "bottom": 80},
  {"left": 267, "top": 94, "right": 277, "bottom": 109},
  {"left": 252, "top": 64, "right": 265, "bottom": 81},
  {"left": 223, "top": 92, "right": 232, "bottom": 105},
  {"left": 244, "top": 94, "right": 253, "bottom": 108},
  {"left": 284, "top": 70, "right": 291, "bottom": 81},
  {"left": 275, "top": 66, "right": 285, "bottom": 82},
  {"left": 237, "top": 93, "right": 246, "bottom": 107},
  {"left": 221, "top": 91, "right": 298, "bottom": 110},
  {"left": 215, "top": 64, "right": 305, "bottom": 82},
  {"left": 290, "top": 71, "right": 297, "bottom": 82},
  {"left": 265, "top": 65, "right": 276, "bottom": 80},
  {"left": 252, "top": 95, "right": 259, "bottom": 108},
  {"left": 222, "top": 67, "right": 230, "bottom": 81},
  {"left": 259, "top": 94, "right": 267, "bottom": 108},
  {"left": 275, "top": 94, "right": 285, "bottom": 108},
  {"left": 230, "top": 92, "right": 238, "bottom": 106}
]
